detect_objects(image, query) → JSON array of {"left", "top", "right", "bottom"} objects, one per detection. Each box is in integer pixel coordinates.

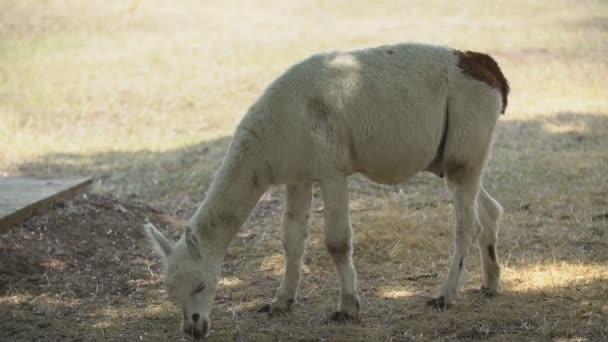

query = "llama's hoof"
[
  {"left": 427, "top": 296, "right": 450, "bottom": 309},
  {"left": 479, "top": 286, "right": 497, "bottom": 297},
  {"left": 330, "top": 311, "right": 355, "bottom": 323},
  {"left": 257, "top": 301, "right": 292, "bottom": 315},
  {"left": 258, "top": 303, "right": 272, "bottom": 313}
]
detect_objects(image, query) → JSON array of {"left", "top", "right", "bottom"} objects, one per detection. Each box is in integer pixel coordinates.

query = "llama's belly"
[
  {"left": 273, "top": 133, "right": 440, "bottom": 186},
  {"left": 360, "top": 169, "right": 418, "bottom": 185},
  {"left": 354, "top": 147, "right": 436, "bottom": 185},
  {"left": 343, "top": 114, "right": 442, "bottom": 185}
]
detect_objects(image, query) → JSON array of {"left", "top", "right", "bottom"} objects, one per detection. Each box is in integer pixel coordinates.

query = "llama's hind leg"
[
  {"left": 428, "top": 167, "right": 481, "bottom": 308},
  {"left": 320, "top": 177, "right": 360, "bottom": 321},
  {"left": 477, "top": 185, "right": 502, "bottom": 296},
  {"left": 259, "top": 183, "right": 312, "bottom": 314}
]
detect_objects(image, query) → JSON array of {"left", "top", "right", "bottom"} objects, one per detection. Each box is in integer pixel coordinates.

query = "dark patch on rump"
[
  {"left": 488, "top": 244, "right": 496, "bottom": 262},
  {"left": 387, "top": 50, "right": 394, "bottom": 55},
  {"left": 454, "top": 50, "right": 510, "bottom": 114},
  {"left": 286, "top": 211, "right": 294, "bottom": 220}
]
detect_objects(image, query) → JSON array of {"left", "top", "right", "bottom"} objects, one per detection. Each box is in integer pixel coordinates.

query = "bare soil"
[
  {"left": 1, "top": 1, "right": 607, "bottom": 341},
  {"left": 0, "top": 194, "right": 173, "bottom": 341},
  {"left": 1, "top": 177, "right": 607, "bottom": 341}
]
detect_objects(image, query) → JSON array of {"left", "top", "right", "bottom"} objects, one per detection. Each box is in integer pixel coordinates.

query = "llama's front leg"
[
  {"left": 477, "top": 186, "right": 502, "bottom": 296},
  {"left": 429, "top": 176, "right": 480, "bottom": 308},
  {"left": 259, "top": 183, "right": 312, "bottom": 314},
  {"left": 320, "top": 177, "right": 360, "bottom": 322}
]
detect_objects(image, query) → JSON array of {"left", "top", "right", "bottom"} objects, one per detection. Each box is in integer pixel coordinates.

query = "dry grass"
[{"left": 1, "top": 0, "right": 607, "bottom": 341}]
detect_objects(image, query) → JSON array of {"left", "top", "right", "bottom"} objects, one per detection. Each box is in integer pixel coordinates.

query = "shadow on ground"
[
  {"left": 18, "top": 135, "right": 232, "bottom": 212},
  {"left": 2, "top": 112, "right": 607, "bottom": 341},
  {"left": 16, "top": 111, "right": 608, "bottom": 201}
]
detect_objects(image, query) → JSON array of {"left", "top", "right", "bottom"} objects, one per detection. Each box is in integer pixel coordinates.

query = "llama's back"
[
  {"left": 271, "top": 44, "right": 455, "bottom": 183},
  {"left": 242, "top": 43, "right": 505, "bottom": 185}
]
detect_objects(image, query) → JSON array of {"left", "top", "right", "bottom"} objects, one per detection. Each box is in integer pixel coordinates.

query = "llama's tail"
[{"left": 455, "top": 50, "right": 510, "bottom": 114}]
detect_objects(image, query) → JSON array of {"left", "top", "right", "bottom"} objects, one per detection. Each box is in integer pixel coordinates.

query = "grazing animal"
[{"left": 145, "top": 43, "right": 509, "bottom": 339}]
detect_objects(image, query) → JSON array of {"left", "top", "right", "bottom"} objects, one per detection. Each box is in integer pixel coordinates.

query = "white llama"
[{"left": 145, "top": 43, "right": 509, "bottom": 339}]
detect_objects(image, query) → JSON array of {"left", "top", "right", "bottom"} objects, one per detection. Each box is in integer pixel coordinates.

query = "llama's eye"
[{"left": 194, "top": 282, "right": 206, "bottom": 294}]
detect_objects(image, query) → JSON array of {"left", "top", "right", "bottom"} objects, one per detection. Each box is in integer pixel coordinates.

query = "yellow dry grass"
[{"left": 1, "top": 0, "right": 607, "bottom": 341}]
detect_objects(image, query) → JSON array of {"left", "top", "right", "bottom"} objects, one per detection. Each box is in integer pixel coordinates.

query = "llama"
[{"left": 145, "top": 43, "right": 509, "bottom": 339}]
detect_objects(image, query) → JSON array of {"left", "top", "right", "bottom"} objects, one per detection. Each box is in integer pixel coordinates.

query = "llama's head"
[{"left": 144, "top": 223, "right": 220, "bottom": 340}]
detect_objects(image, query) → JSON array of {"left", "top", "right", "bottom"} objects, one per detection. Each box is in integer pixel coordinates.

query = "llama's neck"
[{"left": 189, "top": 132, "right": 269, "bottom": 256}]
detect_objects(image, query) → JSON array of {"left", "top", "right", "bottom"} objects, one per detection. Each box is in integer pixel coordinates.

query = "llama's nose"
[
  {"left": 184, "top": 318, "right": 209, "bottom": 339},
  {"left": 192, "top": 313, "right": 199, "bottom": 322}
]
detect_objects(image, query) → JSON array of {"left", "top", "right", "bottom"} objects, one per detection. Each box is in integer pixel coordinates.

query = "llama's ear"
[
  {"left": 144, "top": 222, "right": 174, "bottom": 261},
  {"left": 185, "top": 226, "right": 202, "bottom": 260}
]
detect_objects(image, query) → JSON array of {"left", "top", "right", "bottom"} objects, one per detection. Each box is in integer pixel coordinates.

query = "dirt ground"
[
  {"left": 0, "top": 194, "right": 170, "bottom": 340},
  {"left": 1, "top": 0, "right": 607, "bottom": 341},
  {"left": 1, "top": 172, "right": 607, "bottom": 341}
]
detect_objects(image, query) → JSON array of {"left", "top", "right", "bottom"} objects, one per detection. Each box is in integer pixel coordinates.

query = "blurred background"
[
  {"left": 1, "top": 1, "right": 607, "bottom": 341},
  {"left": 1, "top": 0, "right": 605, "bottom": 203}
]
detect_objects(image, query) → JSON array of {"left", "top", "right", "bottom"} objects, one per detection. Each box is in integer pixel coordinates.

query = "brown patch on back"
[{"left": 454, "top": 50, "right": 510, "bottom": 114}]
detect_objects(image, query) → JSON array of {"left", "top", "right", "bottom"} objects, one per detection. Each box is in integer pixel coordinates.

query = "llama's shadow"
[
  {"left": 5, "top": 111, "right": 608, "bottom": 341},
  {"left": 15, "top": 111, "right": 608, "bottom": 206}
]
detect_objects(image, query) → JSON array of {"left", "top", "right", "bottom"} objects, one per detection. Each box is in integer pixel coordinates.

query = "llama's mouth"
[{"left": 182, "top": 318, "right": 209, "bottom": 340}]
